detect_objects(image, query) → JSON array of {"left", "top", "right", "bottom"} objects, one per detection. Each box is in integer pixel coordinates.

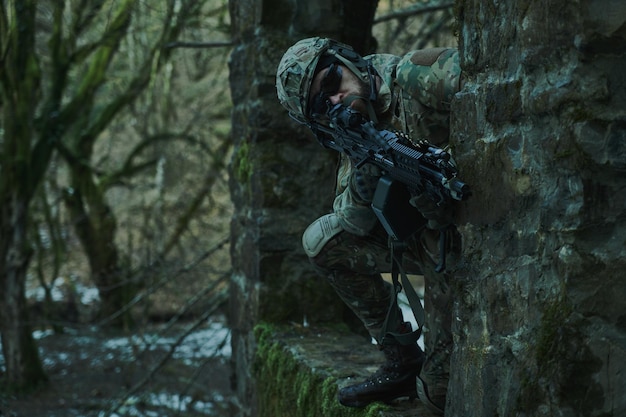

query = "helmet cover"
[
  {"left": 276, "top": 37, "right": 370, "bottom": 123},
  {"left": 276, "top": 37, "right": 332, "bottom": 122}
]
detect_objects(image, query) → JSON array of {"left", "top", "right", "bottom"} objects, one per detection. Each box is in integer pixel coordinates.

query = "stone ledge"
[{"left": 254, "top": 323, "right": 437, "bottom": 417}]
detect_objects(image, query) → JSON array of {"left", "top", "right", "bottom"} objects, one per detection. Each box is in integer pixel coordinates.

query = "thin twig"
[
  {"left": 165, "top": 41, "right": 233, "bottom": 49},
  {"left": 104, "top": 287, "right": 229, "bottom": 416},
  {"left": 174, "top": 330, "right": 230, "bottom": 415},
  {"left": 95, "top": 236, "right": 229, "bottom": 326},
  {"left": 374, "top": 2, "right": 454, "bottom": 24}
]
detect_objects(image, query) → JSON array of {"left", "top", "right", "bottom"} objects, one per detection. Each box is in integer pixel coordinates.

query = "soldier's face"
[{"left": 309, "top": 64, "right": 369, "bottom": 116}]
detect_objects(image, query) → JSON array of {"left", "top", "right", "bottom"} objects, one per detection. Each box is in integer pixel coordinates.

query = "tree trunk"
[
  {"left": 0, "top": 0, "right": 49, "bottom": 389},
  {"left": 449, "top": 1, "right": 626, "bottom": 416},
  {"left": 227, "top": 0, "right": 378, "bottom": 416},
  {"left": 63, "top": 169, "right": 134, "bottom": 328},
  {"left": 0, "top": 198, "right": 47, "bottom": 390}
]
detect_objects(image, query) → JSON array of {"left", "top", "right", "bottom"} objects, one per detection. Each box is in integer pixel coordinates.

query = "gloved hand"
[
  {"left": 350, "top": 163, "right": 382, "bottom": 204},
  {"left": 409, "top": 193, "right": 454, "bottom": 230}
]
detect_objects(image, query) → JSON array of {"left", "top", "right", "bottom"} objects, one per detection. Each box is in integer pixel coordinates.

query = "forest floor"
[
  {"left": 2, "top": 272, "right": 423, "bottom": 417},
  {"left": 1, "top": 308, "right": 233, "bottom": 417}
]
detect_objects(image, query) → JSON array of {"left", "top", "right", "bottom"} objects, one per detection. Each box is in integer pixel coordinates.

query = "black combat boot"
[{"left": 338, "top": 334, "right": 425, "bottom": 407}]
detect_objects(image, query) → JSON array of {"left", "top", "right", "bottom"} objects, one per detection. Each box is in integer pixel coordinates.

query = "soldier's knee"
[{"left": 302, "top": 213, "right": 344, "bottom": 264}]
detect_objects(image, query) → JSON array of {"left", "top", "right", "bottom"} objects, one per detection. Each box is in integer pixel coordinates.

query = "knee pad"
[{"left": 302, "top": 213, "right": 344, "bottom": 258}]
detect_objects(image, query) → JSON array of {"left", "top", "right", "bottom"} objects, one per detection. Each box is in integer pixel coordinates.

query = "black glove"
[
  {"left": 409, "top": 193, "right": 454, "bottom": 230},
  {"left": 350, "top": 163, "right": 382, "bottom": 204}
]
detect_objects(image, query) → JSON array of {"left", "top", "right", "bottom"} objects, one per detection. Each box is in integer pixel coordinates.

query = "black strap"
[
  {"left": 380, "top": 239, "right": 425, "bottom": 346},
  {"left": 435, "top": 228, "right": 448, "bottom": 273}
]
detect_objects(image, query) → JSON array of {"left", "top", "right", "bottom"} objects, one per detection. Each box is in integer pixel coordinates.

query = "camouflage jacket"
[{"left": 333, "top": 48, "right": 461, "bottom": 236}]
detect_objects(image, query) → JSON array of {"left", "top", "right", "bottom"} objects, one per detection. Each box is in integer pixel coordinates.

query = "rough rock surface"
[{"left": 449, "top": 1, "right": 626, "bottom": 416}]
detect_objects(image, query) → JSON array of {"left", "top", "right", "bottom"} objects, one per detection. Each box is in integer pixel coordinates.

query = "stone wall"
[
  {"left": 449, "top": 1, "right": 626, "bottom": 416},
  {"left": 227, "top": 1, "right": 378, "bottom": 416}
]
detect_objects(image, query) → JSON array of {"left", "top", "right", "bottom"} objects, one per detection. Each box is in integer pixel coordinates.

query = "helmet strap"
[
  {"left": 325, "top": 47, "right": 374, "bottom": 87},
  {"left": 319, "top": 42, "right": 380, "bottom": 124},
  {"left": 366, "top": 62, "right": 378, "bottom": 103}
]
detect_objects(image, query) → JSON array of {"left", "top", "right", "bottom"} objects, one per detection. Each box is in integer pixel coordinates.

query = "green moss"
[
  {"left": 232, "top": 141, "right": 252, "bottom": 184},
  {"left": 517, "top": 294, "right": 575, "bottom": 412},
  {"left": 517, "top": 372, "right": 542, "bottom": 412},
  {"left": 535, "top": 296, "right": 573, "bottom": 373},
  {"left": 254, "top": 323, "right": 392, "bottom": 417}
]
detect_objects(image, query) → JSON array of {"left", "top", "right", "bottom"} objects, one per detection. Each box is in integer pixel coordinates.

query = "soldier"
[{"left": 275, "top": 37, "right": 463, "bottom": 414}]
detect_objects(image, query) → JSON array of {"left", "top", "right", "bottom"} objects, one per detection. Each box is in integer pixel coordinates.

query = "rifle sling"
[{"left": 380, "top": 239, "right": 424, "bottom": 346}]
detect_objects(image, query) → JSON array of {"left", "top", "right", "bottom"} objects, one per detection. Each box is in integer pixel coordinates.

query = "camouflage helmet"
[{"left": 276, "top": 37, "right": 372, "bottom": 123}]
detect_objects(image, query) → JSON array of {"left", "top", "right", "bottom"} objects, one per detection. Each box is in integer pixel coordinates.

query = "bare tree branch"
[
  {"left": 95, "top": 236, "right": 229, "bottom": 327},
  {"left": 164, "top": 40, "right": 233, "bottom": 49},
  {"left": 374, "top": 1, "right": 454, "bottom": 24},
  {"left": 105, "top": 287, "right": 229, "bottom": 416}
]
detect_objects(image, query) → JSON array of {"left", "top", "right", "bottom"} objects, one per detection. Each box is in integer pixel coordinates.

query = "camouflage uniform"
[{"left": 302, "top": 47, "right": 462, "bottom": 410}]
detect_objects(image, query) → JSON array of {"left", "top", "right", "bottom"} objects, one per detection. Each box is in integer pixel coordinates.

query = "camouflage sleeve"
[{"left": 395, "top": 48, "right": 461, "bottom": 112}]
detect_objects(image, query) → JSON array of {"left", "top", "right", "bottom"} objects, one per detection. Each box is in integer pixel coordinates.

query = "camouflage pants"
[{"left": 308, "top": 221, "right": 459, "bottom": 406}]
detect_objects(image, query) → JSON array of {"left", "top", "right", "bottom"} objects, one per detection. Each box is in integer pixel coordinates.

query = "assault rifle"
[{"left": 305, "top": 104, "right": 471, "bottom": 271}]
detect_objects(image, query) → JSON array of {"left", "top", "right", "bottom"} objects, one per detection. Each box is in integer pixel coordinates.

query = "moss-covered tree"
[
  {"left": 0, "top": 0, "right": 49, "bottom": 390},
  {"left": 0, "top": 0, "right": 230, "bottom": 388}
]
